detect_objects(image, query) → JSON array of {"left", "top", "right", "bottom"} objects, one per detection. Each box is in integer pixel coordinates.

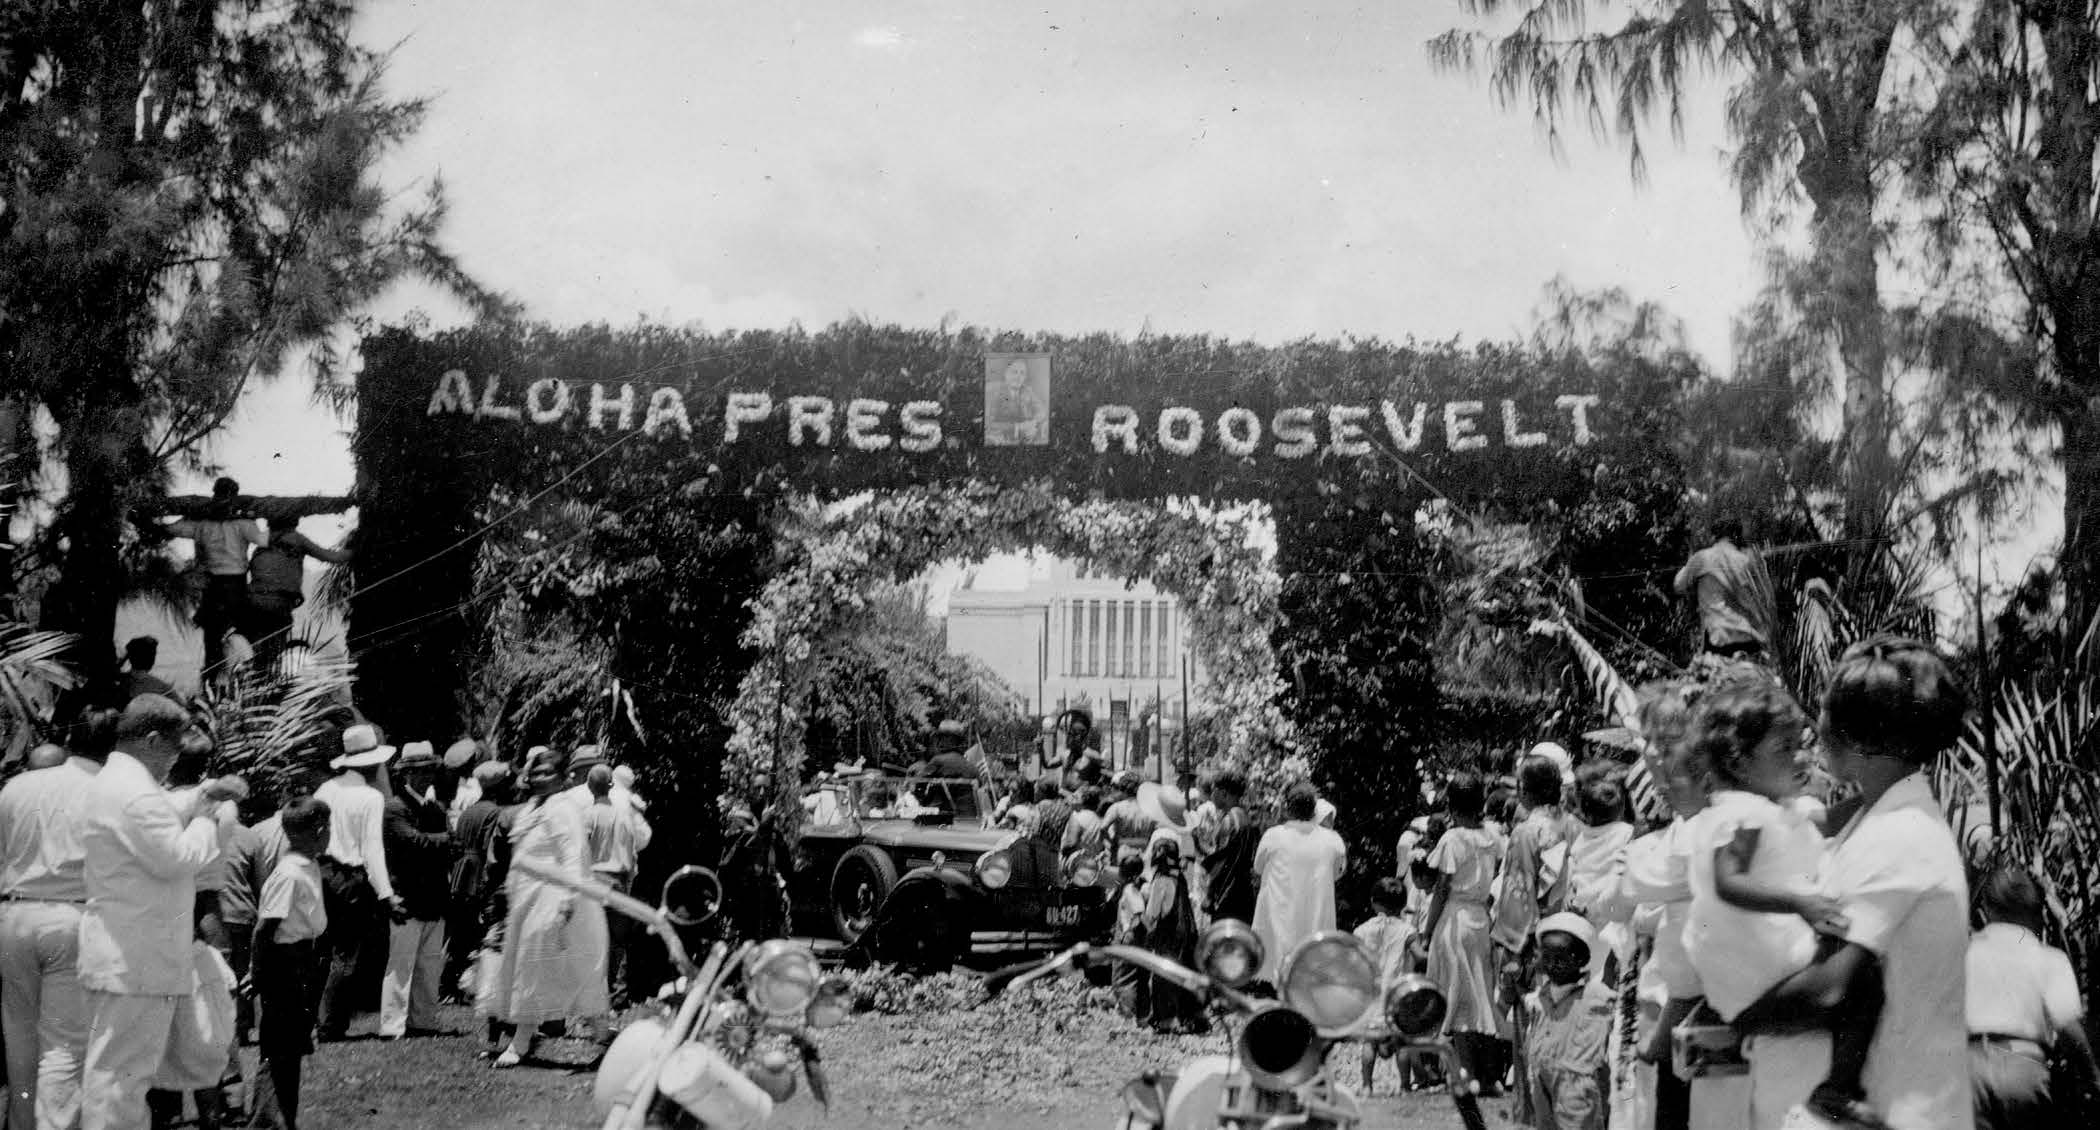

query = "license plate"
[{"left": 1045, "top": 904, "right": 1086, "bottom": 927}]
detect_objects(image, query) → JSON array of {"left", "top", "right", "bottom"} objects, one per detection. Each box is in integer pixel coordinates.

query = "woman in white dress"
[
  {"left": 1251, "top": 781, "right": 1347, "bottom": 984},
  {"left": 478, "top": 745, "right": 611, "bottom": 1068}
]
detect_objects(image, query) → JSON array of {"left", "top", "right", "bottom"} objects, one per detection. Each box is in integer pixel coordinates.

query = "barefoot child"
[
  {"left": 1355, "top": 877, "right": 1416, "bottom": 1092},
  {"left": 1684, "top": 680, "right": 1881, "bottom": 1128}
]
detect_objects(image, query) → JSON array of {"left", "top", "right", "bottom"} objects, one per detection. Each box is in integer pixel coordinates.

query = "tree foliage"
[{"left": 0, "top": 0, "right": 498, "bottom": 675}]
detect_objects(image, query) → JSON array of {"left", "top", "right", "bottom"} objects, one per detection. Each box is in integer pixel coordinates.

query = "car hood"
[{"left": 856, "top": 821, "right": 1012, "bottom": 854}]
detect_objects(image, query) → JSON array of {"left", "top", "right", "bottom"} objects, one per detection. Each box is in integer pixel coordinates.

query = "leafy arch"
[{"left": 726, "top": 480, "right": 1293, "bottom": 804}]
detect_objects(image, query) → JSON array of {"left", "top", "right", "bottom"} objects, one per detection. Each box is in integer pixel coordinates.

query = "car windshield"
[{"left": 848, "top": 776, "right": 986, "bottom": 823}]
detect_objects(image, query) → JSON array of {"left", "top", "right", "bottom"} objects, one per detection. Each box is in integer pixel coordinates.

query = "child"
[
  {"left": 1682, "top": 680, "right": 1879, "bottom": 1129},
  {"left": 1620, "top": 680, "right": 1709, "bottom": 1130},
  {"left": 1526, "top": 913, "right": 1616, "bottom": 1130},
  {"left": 1110, "top": 851, "right": 1149, "bottom": 1020},
  {"left": 1417, "top": 772, "right": 1509, "bottom": 1094},
  {"left": 1567, "top": 774, "right": 1635, "bottom": 917},
  {"left": 1355, "top": 878, "right": 1415, "bottom": 1092},
  {"left": 248, "top": 797, "right": 331, "bottom": 1130},
  {"left": 1139, "top": 835, "right": 1205, "bottom": 1034},
  {"left": 1966, "top": 863, "right": 2098, "bottom": 1128}
]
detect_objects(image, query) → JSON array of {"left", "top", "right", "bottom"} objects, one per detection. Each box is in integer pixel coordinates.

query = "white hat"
[
  {"left": 1530, "top": 741, "right": 1575, "bottom": 781},
  {"left": 1136, "top": 782, "right": 1190, "bottom": 834},
  {"left": 1536, "top": 911, "right": 1600, "bottom": 967},
  {"left": 332, "top": 724, "right": 397, "bottom": 770}
]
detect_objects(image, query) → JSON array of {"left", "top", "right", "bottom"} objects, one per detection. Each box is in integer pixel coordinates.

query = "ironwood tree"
[{"left": 0, "top": 0, "right": 498, "bottom": 680}]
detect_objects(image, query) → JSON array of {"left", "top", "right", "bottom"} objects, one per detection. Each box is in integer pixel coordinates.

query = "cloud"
[{"left": 853, "top": 25, "right": 907, "bottom": 50}]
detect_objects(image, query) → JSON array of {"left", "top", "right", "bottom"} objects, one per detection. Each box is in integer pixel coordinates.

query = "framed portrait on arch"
[{"left": 984, "top": 352, "right": 1051, "bottom": 446}]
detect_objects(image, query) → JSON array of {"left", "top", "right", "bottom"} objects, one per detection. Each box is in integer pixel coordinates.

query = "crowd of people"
[
  {"left": 0, "top": 693, "right": 654, "bottom": 1130},
  {"left": 1344, "top": 636, "right": 2096, "bottom": 1130}
]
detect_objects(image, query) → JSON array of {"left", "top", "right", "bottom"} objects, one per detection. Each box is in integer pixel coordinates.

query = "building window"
[
  {"left": 1127, "top": 601, "right": 1138, "bottom": 677},
  {"left": 1139, "top": 603, "right": 1154, "bottom": 679},
  {"left": 1158, "top": 603, "right": 1173, "bottom": 676},
  {"left": 1087, "top": 600, "right": 1102, "bottom": 676},
  {"left": 1104, "top": 599, "right": 1119, "bottom": 677},
  {"left": 1067, "top": 600, "right": 1081, "bottom": 677}
]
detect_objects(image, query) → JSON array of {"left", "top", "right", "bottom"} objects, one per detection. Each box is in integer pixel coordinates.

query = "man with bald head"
[{"left": 77, "top": 695, "right": 235, "bottom": 1130}]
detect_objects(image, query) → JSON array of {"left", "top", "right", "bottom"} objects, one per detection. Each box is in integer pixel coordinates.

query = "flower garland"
[{"left": 724, "top": 481, "right": 1297, "bottom": 814}]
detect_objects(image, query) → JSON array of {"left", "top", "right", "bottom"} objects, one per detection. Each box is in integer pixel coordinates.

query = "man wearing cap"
[
  {"left": 924, "top": 721, "right": 976, "bottom": 780},
  {"left": 76, "top": 695, "right": 236, "bottom": 1130},
  {"left": 312, "top": 724, "right": 398, "bottom": 1041},
  {"left": 379, "top": 742, "right": 454, "bottom": 1039},
  {"left": 446, "top": 761, "right": 512, "bottom": 1000},
  {"left": 442, "top": 739, "right": 487, "bottom": 831},
  {"left": 1101, "top": 772, "right": 1158, "bottom": 858},
  {"left": 557, "top": 745, "right": 607, "bottom": 813},
  {"left": 581, "top": 765, "right": 652, "bottom": 1008}
]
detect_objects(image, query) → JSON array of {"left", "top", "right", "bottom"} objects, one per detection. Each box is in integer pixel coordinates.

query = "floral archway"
[{"left": 725, "top": 479, "right": 1297, "bottom": 807}]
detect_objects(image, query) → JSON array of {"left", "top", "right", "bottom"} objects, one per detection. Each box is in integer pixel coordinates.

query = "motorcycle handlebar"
[{"left": 983, "top": 943, "right": 1227, "bottom": 1003}]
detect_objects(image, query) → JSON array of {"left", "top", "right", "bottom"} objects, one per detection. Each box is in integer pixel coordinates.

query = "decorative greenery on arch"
[{"left": 725, "top": 480, "right": 1297, "bottom": 810}]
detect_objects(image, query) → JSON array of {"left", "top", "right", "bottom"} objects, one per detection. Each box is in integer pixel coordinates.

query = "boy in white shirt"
[{"left": 248, "top": 798, "right": 331, "bottom": 1130}]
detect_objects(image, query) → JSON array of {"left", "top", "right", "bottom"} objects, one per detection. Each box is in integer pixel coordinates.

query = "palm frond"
[
  {"left": 197, "top": 652, "right": 359, "bottom": 804},
  {"left": 0, "top": 623, "right": 79, "bottom": 766}
]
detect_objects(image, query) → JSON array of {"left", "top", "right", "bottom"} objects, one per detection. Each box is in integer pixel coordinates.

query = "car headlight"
[
  {"left": 1195, "top": 919, "right": 1264, "bottom": 989},
  {"left": 744, "top": 939, "right": 821, "bottom": 1016},
  {"left": 1066, "top": 854, "right": 1100, "bottom": 888},
  {"left": 975, "top": 849, "right": 1012, "bottom": 890},
  {"left": 1278, "top": 931, "right": 1380, "bottom": 1030},
  {"left": 1384, "top": 973, "right": 1449, "bottom": 1038},
  {"left": 806, "top": 974, "right": 852, "bottom": 1029}
]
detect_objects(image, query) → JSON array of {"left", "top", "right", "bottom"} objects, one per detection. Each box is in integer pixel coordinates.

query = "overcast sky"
[{"left": 210, "top": 1, "right": 1759, "bottom": 524}]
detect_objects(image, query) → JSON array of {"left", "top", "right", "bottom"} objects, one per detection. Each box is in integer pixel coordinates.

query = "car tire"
[
  {"left": 870, "top": 880, "right": 960, "bottom": 974},
  {"left": 830, "top": 846, "right": 899, "bottom": 942}
]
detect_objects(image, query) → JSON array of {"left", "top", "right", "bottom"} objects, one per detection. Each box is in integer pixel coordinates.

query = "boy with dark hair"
[{"left": 247, "top": 798, "right": 330, "bottom": 1130}]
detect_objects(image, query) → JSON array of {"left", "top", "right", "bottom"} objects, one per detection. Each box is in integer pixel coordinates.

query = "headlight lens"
[
  {"left": 976, "top": 850, "right": 1012, "bottom": 890},
  {"left": 1196, "top": 919, "right": 1264, "bottom": 988},
  {"left": 806, "top": 974, "right": 852, "bottom": 1028},
  {"left": 1278, "top": 931, "right": 1380, "bottom": 1030},
  {"left": 1384, "top": 973, "right": 1449, "bottom": 1038},
  {"left": 1066, "top": 854, "right": 1100, "bottom": 888},
  {"left": 744, "top": 939, "right": 821, "bottom": 1016}
]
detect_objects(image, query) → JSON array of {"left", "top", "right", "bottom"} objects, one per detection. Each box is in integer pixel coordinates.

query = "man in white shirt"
[
  {"left": 77, "top": 695, "right": 234, "bottom": 1130},
  {"left": 0, "top": 710, "right": 112, "bottom": 1130},
  {"left": 157, "top": 477, "right": 266, "bottom": 676},
  {"left": 312, "top": 724, "right": 397, "bottom": 1041},
  {"left": 582, "top": 766, "right": 652, "bottom": 1007}
]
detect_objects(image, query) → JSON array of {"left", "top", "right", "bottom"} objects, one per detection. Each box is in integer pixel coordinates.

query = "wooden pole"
[{"left": 150, "top": 493, "right": 357, "bottom": 520}]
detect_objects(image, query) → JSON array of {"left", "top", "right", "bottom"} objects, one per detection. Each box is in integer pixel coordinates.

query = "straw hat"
[
  {"left": 331, "top": 724, "right": 396, "bottom": 770},
  {"left": 1136, "top": 782, "right": 1190, "bottom": 834}
]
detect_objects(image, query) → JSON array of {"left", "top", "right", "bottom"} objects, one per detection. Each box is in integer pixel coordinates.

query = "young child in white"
[{"left": 1683, "top": 680, "right": 1880, "bottom": 1129}]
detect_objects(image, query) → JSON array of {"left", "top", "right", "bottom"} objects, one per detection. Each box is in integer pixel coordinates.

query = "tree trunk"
[
  {"left": 2063, "top": 408, "right": 2100, "bottom": 624},
  {"left": 40, "top": 418, "right": 131, "bottom": 689}
]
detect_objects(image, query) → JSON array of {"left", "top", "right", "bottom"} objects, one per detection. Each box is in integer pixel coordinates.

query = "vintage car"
[{"left": 790, "top": 772, "right": 1113, "bottom": 970}]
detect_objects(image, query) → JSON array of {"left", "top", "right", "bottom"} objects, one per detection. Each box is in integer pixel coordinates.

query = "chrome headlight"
[
  {"left": 1384, "top": 973, "right": 1449, "bottom": 1038},
  {"left": 1196, "top": 919, "right": 1264, "bottom": 989},
  {"left": 975, "top": 849, "right": 1012, "bottom": 890},
  {"left": 1065, "top": 853, "right": 1100, "bottom": 888},
  {"left": 1239, "top": 1005, "right": 1323, "bottom": 1090},
  {"left": 805, "top": 974, "right": 852, "bottom": 1029},
  {"left": 744, "top": 939, "right": 821, "bottom": 1016},
  {"left": 1278, "top": 931, "right": 1380, "bottom": 1030}
]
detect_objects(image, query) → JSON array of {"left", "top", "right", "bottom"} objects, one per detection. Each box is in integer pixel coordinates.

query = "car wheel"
[
  {"left": 870, "top": 881, "right": 959, "bottom": 974},
  {"left": 829, "top": 846, "right": 899, "bottom": 942}
]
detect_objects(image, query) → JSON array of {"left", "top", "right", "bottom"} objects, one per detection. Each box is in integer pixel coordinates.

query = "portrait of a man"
[{"left": 984, "top": 353, "right": 1051, "bottom": 446}]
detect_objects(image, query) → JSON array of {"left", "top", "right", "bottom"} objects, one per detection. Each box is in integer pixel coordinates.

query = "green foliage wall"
[{"left": 352, "top": 321, "right": 1685, "bottom": 859}]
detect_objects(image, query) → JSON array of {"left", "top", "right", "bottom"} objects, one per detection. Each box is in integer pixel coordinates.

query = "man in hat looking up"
[
  {"left": 77, "top": 695, "right": 238, "bottom": 1130},
  {"left": 925, "top": 721, "right": 976, "bottom": 780},
  {"left": 379, "top": 742, "right": 453, "bottom": 1039},
  {"left": 312, "top": 724, "right": 398, "bottom": 1041},
  {"left": 558, "top": 745, "right": 607, "bottom": 813}
]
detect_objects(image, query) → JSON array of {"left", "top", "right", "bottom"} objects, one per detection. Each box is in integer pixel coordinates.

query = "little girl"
[
  {"left": 1355, "top": 877, "right": 1422, "bottom": 1093},
  {"left": 1417, "top": 772, "right": 1509, "bottom": 1094},
  {"left": 1111, "top": 852, "right": 1149, "bottom": 1020},
  {"left": 1683, "top": 679, "right": 1880, "bottom": 1130}
]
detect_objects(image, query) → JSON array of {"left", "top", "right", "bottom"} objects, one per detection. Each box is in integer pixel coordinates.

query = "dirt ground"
[{"left": 294, "top": 1004, "right": 1482, "bottom": 1129}]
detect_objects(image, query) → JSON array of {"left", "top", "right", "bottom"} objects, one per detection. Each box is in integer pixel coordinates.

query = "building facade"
[{"left": 944, "top": 555, "right": 1200, "bottom": 768}]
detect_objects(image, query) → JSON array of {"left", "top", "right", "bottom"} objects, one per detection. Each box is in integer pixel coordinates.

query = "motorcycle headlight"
[
  {"left": 1278, "top": 931, "right": 1380, "bottom": 1030},
  {"left": 1239, "top": 1005, "right": 1323, "bottom": 1090},
  {"left": 1384, "top": 973, "right": 1449, "bottom": 1038},
  {"left": 1196, "top": 919, "right": 1264, "bottom": 989},
  {"left": 806, "top": 974, "right": 852, "bottom": 1029},
  {"left": 975, "top": 849, "right": 1012, "bottom": 890},
  {"left": 744, "top": 939, "right": 821, "bottom": 1016}
]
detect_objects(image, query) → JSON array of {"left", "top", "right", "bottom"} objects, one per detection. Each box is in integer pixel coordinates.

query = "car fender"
[{"left": 892, "top": 862, "right": 986, "bottom": 912}]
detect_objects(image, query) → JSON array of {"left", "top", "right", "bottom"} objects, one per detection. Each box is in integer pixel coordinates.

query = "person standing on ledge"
[
  {"left": 155, "top": 478, "right": 265, "bottom": 678},
  {"left": 1672, "top": 518, "right": 1775, "bottom": 661}
]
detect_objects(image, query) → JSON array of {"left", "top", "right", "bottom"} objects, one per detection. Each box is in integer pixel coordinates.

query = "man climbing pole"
[{"left": 1672, "top": 518, "right": 1776, "bottom": 661}]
